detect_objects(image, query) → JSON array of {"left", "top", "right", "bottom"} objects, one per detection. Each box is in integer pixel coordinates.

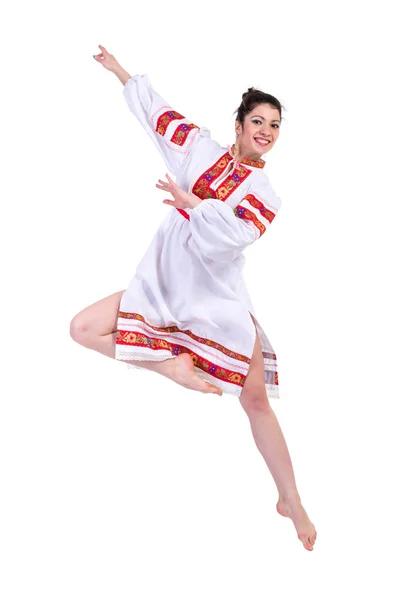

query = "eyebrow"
[{"left": 252, "top": 115, "right": 281, "bottom": 123}]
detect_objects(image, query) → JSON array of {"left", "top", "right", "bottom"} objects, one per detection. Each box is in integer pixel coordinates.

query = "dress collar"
[{"left": 226, "top": 144, "right": 265, "bottom": 169}]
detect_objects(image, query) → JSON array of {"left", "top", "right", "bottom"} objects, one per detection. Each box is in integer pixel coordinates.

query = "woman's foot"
[
  {"left": 276, "top": 494, "right": 317, "bottom": 551},
  {"left": 170, "top": 353, "right": 223, "bottom": 396}
]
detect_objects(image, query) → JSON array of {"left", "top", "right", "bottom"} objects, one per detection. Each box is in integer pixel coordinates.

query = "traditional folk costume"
[{"left": 116, "top": 74, "right": 282, "bottom": 399}]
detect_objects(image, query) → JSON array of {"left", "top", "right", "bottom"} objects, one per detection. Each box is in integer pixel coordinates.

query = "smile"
[{"left": 254, "top": 137, "right": 270, "bottom": 147}]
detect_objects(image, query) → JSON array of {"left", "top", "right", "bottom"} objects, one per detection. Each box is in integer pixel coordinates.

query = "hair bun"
[
  {"left": 234, "top": 87, "right": 284, "bottom": 126},
  {"left": 242, "top": 87, "right": 256, "bottom": 101}
]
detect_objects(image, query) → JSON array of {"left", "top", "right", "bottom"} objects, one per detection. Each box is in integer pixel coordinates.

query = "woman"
[{"left": 70, "top": 45, "right": 317, "bottom": 551}]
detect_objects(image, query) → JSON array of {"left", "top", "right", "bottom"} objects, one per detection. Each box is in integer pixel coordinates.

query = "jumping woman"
[{"left": 70, "top": 45, "right": 317, "bottom": 551}]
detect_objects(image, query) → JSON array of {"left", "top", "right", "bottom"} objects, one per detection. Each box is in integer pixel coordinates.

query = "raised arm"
[
  {"left": 113, "top": 64, "right": 132, "bottom": 86},
  {"left": 93, "top": 45, "right": 131, "bottom": 84},
  {"left": 93, "top": 45, "right": 208, "bottom": 175}
]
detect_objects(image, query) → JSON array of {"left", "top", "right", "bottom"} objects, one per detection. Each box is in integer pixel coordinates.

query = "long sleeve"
[
  {"left": 123, "top": 74, "right": 210, "bottom": 176},
  {"left": 189, "top": 178, "right": 281, "bottom": 263}
]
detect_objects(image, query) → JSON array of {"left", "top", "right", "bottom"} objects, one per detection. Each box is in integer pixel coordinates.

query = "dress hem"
[{"left": 116, "top": 350, "right": 280, "bottom": 400}]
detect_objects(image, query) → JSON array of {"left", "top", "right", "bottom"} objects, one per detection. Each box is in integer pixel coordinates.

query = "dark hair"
[{"left": 234, "top": 87, "right": 286, "bottom": 126}]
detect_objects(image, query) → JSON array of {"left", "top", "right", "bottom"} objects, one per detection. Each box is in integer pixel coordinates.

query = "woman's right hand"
[
  {"left": 93, "top": 45, "right": 120, "bottom": 72},
  {"left": 156, "top": 174, "right": 202, "bottom": 210}
]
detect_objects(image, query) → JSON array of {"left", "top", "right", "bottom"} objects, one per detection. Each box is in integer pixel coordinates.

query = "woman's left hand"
[{"left": 155, "top": 174, "right": 201, "bottom": 209}]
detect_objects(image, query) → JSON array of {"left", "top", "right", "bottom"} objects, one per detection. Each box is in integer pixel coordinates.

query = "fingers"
[
  {"left": 155, "top": 174, "right": 177, "bottom": 206},
  {"left": 156, "top": 175, "right": 174, "bottom": 189},
  {"left": 94, "top": 45, "right": 111, "bottom": 62},
  {"left": 165, "top": 173, "right": 176, "bottom": 185},
  {"left": 155, "top": 180, "right": 168, "bottom": 190}
]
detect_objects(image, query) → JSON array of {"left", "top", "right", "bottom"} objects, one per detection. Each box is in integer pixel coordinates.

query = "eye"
[{"left": 252, "top": 119, "right": 280, "bottom": 128}]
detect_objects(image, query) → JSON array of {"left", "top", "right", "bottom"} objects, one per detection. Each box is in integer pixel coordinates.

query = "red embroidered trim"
[
  {"left": 175, "top": 149, "right": 269, "bottom": 222},
  {"left": 117, "top": 311, "right": 255, "bottom": 363},
  {"left": 170, "top": 122, "right": 200, "bottom": 146},
  {"left": 192, "top": 152, "right": 252, "bottom": 202},
  {"left": 192, "top": 153, "right": 231, "bottom": 200},
  {"left": 234, "top": 194, "right": 277, "bottom": 236},
  {"left": 156, "top": 110, "right": 185, "bottom": 136},
  {"left": 242, "top": 156, "right": 265, "bottom": 168},
  {"left": 228, "top": 144, "right": 265, "bottom": 169},
  {"left": 116, "top": 311, "right": 268, "bottom": 388},
  {"left": 215, "top": 163, "right": 252, "bottom": 201},
  {"left": 117, "top": 328, "right": 246, "bottom": 388}
]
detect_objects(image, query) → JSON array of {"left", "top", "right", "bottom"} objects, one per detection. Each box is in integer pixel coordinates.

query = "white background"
[{"left": 1, "top": 0, "right": 399, "bottom": 598}]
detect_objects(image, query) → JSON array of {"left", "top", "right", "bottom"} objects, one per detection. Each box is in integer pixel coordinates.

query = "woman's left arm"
[
  {"left": 189, "top": 179, "right": 282, "bottom": 263},
  {"left": 123, "top": 74, "right": 210, "bottom": 176}
]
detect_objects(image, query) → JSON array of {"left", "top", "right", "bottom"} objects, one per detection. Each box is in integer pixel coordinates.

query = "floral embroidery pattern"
[
  {"left": 192, "top": 154, "right": 231, "bottom": 200},
  {"left": 175, "top": 147, "right": 270, "bottom": 224},
  {"left": 117, "top": 328, "right": 246, "bottom": 387},
  {"left": 117, "top": 313, "right": 279, "bottom": 389},
  {"left": 117, "top": 311, "right": 256, "bottom": 363},
  {"left": 241, "top": 157, "right": 265, "bottom": 168},
  {"left": 227, "top": 144, "right": 265, "bottom": 169},
  {"left": 171, "top": 122, "right": 200, "bottom": 146},
  {"left": 192, "top": 153, "right": 252, "bottom": 202},
  {"left": 234, "top": 194, "right": 277, "bottom": 236},
  {"left": 215, "top": 164, "right": 252, "bottom": 200},
  {"left": 156, "top": 110, "right": 185, "bottom": 136},
  {"left": 116, "top": 311, "right": 274, "bottom": 388}
]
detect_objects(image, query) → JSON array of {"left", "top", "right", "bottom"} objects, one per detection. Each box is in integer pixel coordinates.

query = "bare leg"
[
  {"left": 239, "top": 320, "right": 317, "bottom": 551},
  {"left": 70, "top": 290, "right": 222, "bottom": 396}
]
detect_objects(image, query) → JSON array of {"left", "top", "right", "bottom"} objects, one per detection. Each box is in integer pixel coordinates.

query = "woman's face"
[{"left": 235, "top": 103, "right": 281, "bottom": 160}]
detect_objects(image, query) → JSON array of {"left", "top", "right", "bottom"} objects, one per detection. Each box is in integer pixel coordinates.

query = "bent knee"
[{"left": 69, "top": 315, "right": 91, "bottom": 343}]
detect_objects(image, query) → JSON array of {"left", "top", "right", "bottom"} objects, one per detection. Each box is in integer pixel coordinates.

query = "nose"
[{"left": 260, "top": 127, "right": 273, "bottom": 138}]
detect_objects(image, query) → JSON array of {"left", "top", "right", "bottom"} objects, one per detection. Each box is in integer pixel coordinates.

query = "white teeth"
[{"left": 255, "top": 138, "right": 269, "bottom": 145}]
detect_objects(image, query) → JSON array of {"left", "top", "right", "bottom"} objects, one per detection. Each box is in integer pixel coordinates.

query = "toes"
[
  {"left": 208, "top": 385, "right": 222, "bottom": 395},
  {"left": 303, "top": 538, "right": 313, "bottom": 550},
  {"left": 310, "top": 530, "right": 317, "bottom": 545},
  {"left": 204, "top": 381, "right": 222, "bottom": 395},
  {"left": 308, "top": 535, "right": 316, "bottom": 549},
  {"left": 299, "top": 533, "right": 315, "bottom": 551}
]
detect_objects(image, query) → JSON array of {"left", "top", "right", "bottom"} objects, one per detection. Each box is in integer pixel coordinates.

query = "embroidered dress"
[{"left": 116, "top": 74, "right": 282, "bottom": 399}]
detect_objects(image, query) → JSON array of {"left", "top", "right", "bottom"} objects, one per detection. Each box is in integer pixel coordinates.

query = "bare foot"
[
  {"left": 276, "top": 495, "right": 317, "bottom": 551},
  {"left": 171, "top": 353, "right": 223, "bottom": 396}
]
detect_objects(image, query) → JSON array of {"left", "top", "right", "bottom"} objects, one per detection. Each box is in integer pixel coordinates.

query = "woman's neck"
[{"left": 233, "top": 141, "right": 262, "bottom": 162}]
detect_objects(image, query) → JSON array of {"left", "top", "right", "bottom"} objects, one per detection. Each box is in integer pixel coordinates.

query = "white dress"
[{"left": 116, "top": 74, "right": 282, "bottom": 400}]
